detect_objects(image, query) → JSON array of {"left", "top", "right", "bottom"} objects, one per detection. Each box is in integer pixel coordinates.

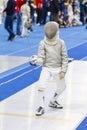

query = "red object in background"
[{"left": 15, "top": 0, "right": 23, "bottom": 13}]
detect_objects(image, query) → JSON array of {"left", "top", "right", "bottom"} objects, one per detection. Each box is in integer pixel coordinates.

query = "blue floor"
[
  {"left": 76, "top": 117, "right": 87, "bottom": 130},
  {"left": 0, "top": 22, "right": 87, "bottom": 58}
]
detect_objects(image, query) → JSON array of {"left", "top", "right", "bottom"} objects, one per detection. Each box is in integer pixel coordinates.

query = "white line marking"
[{"left": 7, "top": 45, "right": 37, "bottom": 56}]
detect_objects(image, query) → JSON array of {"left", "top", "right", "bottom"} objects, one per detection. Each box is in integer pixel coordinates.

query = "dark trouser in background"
[
  {"left": 15, "top": 13, "right": 21, "bottom": 35},
  {"left": 36, "top": 8, "right": 42, "bottom": 24},
  {"left": 4, "top": 15, "right": 15, "bottom": 40},
  {"left": 50, "top": 13, "right": 58, "bottom": 23}
]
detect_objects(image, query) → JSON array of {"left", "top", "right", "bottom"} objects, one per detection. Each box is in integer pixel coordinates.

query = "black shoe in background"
[
  {"left": 8, "top": 36, "right": 11, "bottom": 41},
  {"left": 9, "top": 35, "right": 16, "bottom": 41}
]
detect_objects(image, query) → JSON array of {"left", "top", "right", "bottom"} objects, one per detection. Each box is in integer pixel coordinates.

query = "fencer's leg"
[
  {"left": 36, "top": 67, "right": 50, "bottom": 116},
  {"left": 51, "top": 92, "right": 58, "bottom": 102},
  {"left": 37, "top": 87, "right": 45, "bottom": 108},
  {"left": 55, "top": 77, "right": 66, "bottom": 96},
  {"left": 53, "top": 73, "right": 66, "bottom": 99},
  {"left": 49, "top": 74, "right": 66, "bottom": 109},
  {"left": 35, "top": 87, "right": 45, "bottom": 116}
]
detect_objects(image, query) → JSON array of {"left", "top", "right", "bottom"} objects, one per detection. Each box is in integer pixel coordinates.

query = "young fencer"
[{"left": 29, "top": 21, "right": 68, "bottom": 116}]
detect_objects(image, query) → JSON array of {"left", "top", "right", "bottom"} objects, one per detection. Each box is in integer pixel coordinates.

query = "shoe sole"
[{"left": 35, "top": 111, "right": 44, "bottom": 116}]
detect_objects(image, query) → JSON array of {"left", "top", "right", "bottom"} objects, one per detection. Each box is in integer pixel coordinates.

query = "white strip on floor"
[
  {"left": 0, "top": 60, "right": 87, "bottom": 130},
  {"left": 0, "top": 55, "right": 28, "bottom": 73}
]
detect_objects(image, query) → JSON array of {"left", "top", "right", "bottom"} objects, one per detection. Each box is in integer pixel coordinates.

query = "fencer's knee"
[
  {"left": 57, "top": 85, "right": 66, "bottom": 95},
  {"left": 38, "top": 87, "right": 45, "bottom": 92}
]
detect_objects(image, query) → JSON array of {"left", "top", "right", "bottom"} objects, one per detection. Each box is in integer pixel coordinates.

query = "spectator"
[
  {"left": 3, "top": 0, "right": 16, "bottom": 41},
  {"left": 28, "top": 0, "right": 36, "bottom": 31},
  {"left": 35, "top": 0, "right": 43, "bottom": 25},
  {"left": 58, "top": 10, "right": 67, "bottom": 28},
  {"left": 72, "top": 11, "right": 82, "bottom": 26},
  {"left": 84, "top": 0, "right": 87, "bottom": 27},
  {"left": 28, "top": 0, "right": 36, "bottom": 23},
  {"left": 67, "top": 1, "right": 73, "bottom": 26},
  {"left": 20, "top": 0, "right": 31, "bottom": 36},
  {"left": 49, "top": 0, "right": 60, "bottom": 22},
  {"left": 15, "top": 0, "right": 23, "bottom": 36},
  {"left": 0, "top": 0, "right": 5, "bottom": 24},
  {"left": 80, "top": 0, "right": 86, "bottom": 24},
  {"left": 41, "top": 0, "right": 50, "bottom": 25}
]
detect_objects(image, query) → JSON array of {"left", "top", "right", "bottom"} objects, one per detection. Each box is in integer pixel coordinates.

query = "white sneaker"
[
  {"left": 35, "top": 106, "right": 45, "bottom": 116},
  {"left": 49, "top": 101, "right": 63, "bottom": 109}
]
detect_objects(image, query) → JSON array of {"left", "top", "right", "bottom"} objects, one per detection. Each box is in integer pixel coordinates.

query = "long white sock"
[
  {"left": 37, "top": 90, "right": 45, "bottom": 108},
  {"left": 51, "top": 92, "right": 58, "bottom": 102}
]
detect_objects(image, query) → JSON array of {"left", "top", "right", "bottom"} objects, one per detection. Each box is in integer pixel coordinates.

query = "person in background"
[
  {"left": 72, "top": 11, "right": 82, "bottom": 26},
  {"left": 49, "top": 0, "right": 60, "bottom": 22},
  {"left": 28, "top": 0, "right": 36, "bottom": 23},
  {"left": 40, "top": 0, "right": 50, "bottom": 25},
  {"left": 15, "top": 0, "right": 23, "bottom": 36},
  {"left": 58, "top": 10, "right": 67, "bottom": 28},
  {"left": 28, "top": 0, "right": 36, "bottom": 31},
  {"left": 83, "top": 0, "right": 87, "bottom": 28},
  {"left": 35, "top": 0, "right": 43, "bottom": 25},
  {"left": 80, "top": 0, "right": 86, "bottom": 25},
  {"left": 67, "top": 1, "right": 74, "bottom": 26},
  {"left": 20, "top": 0, "right": 31, "bottom": 37},
  {"left": 3, "top": 0, "right": 16, "bottom": 41},
  {"left": 0, "top": 0, "right": 6, "bottom": 24}
]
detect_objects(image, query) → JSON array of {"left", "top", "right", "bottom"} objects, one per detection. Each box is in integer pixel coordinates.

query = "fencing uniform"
[{"left": 35, "top": 22, "right": 68, "bottom": 116}]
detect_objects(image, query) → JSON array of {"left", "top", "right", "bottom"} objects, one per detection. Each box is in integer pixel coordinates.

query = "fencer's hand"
[
  {"left": 29, "top": 55, "right": 37, "bottom": 66},
  {"left": 59, "top": 72, "right": 65, "bottom": 79},
  {"left": 29, "top": 60, "right": 37, "bottom": 66},
  {"left": 29, "top": 58, "right": 37, "bottom": 66}
]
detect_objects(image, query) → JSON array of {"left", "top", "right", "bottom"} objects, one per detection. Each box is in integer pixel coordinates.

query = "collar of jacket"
[{"left": 44, "top": 32, "right": 59, "bottom": 46}]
